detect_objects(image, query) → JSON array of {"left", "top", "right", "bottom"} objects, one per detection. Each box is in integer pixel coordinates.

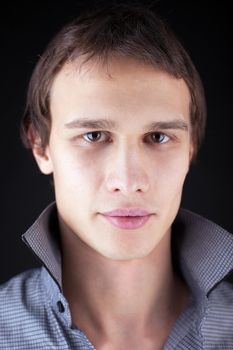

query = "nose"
[{"left": 105, "top": 143, "right": 150, "bottom": 195}]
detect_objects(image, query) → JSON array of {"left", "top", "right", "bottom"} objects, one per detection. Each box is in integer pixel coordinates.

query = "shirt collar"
[
  {"left": 22, "top": 202, "right": 233, "bottom": 296},
  {"left": 172, "top": 208, "right": 233, "bottom": 296},
  {"left": 22, "top": 202, "right": 62, "bottom": 291}
]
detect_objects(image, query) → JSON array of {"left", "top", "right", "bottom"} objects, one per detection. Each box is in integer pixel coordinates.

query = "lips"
[
  {"left": 102, "top": 208, "right": 150, "bottom": 217},
  {"left": 100, "top": 208, "right": 152, "bottom": 230}
]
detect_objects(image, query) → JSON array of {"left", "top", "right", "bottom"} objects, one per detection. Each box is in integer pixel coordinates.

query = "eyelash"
[{"left": 80, "top": 131, "right": 172, "bottom": 145}]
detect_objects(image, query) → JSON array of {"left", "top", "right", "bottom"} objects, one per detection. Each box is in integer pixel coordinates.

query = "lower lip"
[{"left": 101, "top": 215, "right": 151, "bottom": 230}]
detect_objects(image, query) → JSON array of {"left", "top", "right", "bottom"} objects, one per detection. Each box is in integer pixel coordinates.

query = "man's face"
[{"left": 34, "top": 57, "right": 192, "bottom": 260}]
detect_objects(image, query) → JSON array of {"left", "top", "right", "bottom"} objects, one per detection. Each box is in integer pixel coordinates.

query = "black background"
[{"left": 1, "top": 0, "right": 232, "bottom": 284}]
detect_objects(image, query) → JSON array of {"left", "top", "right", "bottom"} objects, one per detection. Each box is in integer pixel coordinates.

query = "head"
[{"left": 21, "top": 4, "right": 207, "bottom": 260}]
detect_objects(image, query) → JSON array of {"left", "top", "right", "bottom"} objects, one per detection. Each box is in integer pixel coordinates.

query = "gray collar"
[
  {"left": 22, "top": 202, "right": 62, "bottom": 290},
  {"left": 172, "top": 209, "right": 233, "bottom": 296},
  {"left": 22, "top": 202, "right": 233, "bottom": 295}
]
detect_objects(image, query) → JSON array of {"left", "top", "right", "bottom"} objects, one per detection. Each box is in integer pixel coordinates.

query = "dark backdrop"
[{"left": 1, "top": 0, "right": 232, "bottom": 284}]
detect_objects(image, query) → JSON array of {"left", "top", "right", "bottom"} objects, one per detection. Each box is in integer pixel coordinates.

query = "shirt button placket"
[{"left": 57, "top": 300, "right": 65, "bottom": 313}]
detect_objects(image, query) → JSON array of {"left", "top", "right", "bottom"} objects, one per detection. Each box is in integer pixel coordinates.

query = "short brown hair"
[{"left": 20, "top": 3, "right": 206, "bottom": 160}]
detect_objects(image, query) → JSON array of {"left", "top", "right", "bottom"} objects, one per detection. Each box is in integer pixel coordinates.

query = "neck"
[{"left": 60, "top": 224, "right": 189, "bottom": 347}]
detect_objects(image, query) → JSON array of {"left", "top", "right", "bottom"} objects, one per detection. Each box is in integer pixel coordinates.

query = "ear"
[
  {"left": 188, "top": 141, "right": 195, "bottom": 165},
  {"left": 28, "top": 127, "right": 53, "bottom": 175},
  {"left": 189, "top": 146, "right": 194, "bottom": 163}
]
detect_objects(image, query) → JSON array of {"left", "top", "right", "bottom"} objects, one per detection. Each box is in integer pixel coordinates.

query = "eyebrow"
[
  {"left": 65, "top": 118, "right": 116, "bottom": 130},
  {"left": 64, "top": 117, "right": 189, "bottom": 132}
]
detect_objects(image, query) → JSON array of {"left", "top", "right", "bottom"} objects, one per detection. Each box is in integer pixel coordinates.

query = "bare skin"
[
  {"left": 31, "top": 57, "right": 193, "bottom": 348},
  {"left": 61, "top": 223, "right": 190, "bottom": 349}
]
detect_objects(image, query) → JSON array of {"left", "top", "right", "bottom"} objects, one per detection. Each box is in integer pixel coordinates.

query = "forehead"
[{"left": 50, "top": 56, "right": 191, "bottom": 126}]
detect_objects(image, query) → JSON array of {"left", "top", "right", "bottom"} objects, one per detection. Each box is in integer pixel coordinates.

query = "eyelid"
[
  {"left": 144, "top": 131, "right": 172, "bottom": 143},
  {"left": 82, "top": 131, "right": 110, "bottom": 143}
]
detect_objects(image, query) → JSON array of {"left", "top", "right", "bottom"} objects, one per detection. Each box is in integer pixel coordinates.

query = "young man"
[{"left": 1, "top": 4, "right": 233, "bottom": 349}]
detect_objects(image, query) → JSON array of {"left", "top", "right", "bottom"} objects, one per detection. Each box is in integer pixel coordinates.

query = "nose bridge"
[{"left": 106, "top": 140, "right": 150, "bottom": 193}]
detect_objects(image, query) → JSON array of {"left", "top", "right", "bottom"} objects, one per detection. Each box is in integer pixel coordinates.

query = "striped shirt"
[{"left": 0, "top": 202, "right": 233, "bottom": 349}]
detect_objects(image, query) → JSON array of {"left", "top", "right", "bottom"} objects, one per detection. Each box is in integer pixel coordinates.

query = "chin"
[{"left": 98, "top": 246, "right": 155, "bottom": 261}]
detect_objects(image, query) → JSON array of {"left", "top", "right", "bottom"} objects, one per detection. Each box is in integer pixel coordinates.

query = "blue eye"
[
  {"left": 149, "top": 132, "right": 170, "bottom": 144},
  {"left": 83, "top": 131, "right": 108, "bottom": 142}
]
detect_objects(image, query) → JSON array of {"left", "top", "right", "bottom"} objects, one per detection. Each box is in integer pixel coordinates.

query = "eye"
[
  {"left": 83, "top": 131, "right": 109, "bottom": 143},
  {"left": 148, "top": 132, "right": 170, "bottom": 144}
]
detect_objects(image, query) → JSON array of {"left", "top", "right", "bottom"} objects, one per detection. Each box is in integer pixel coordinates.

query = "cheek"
[
  {"left": 156, "top": 152, "right": 189, "bottom": 196},
  {"left": 50, "top": 146, "right": 104, "bottom": 195},
  {"left": 153, "top": 153, "right": 190, "bottom": 229}
]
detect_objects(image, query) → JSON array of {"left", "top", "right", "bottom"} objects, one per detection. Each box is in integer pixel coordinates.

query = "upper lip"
[{"left": 101, "top": 208, "right": 151, "bottom": 217}]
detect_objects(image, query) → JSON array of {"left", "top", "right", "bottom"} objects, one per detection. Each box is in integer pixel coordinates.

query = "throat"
[
  {"left": 62, "top": 256, "right": 190, "bottom": 348},
  {"left": 67, "top": 277, "right": 190, "bottom": 350},
  {"left": 60, "top": 220, "right": 190, "bottom": 347}
]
